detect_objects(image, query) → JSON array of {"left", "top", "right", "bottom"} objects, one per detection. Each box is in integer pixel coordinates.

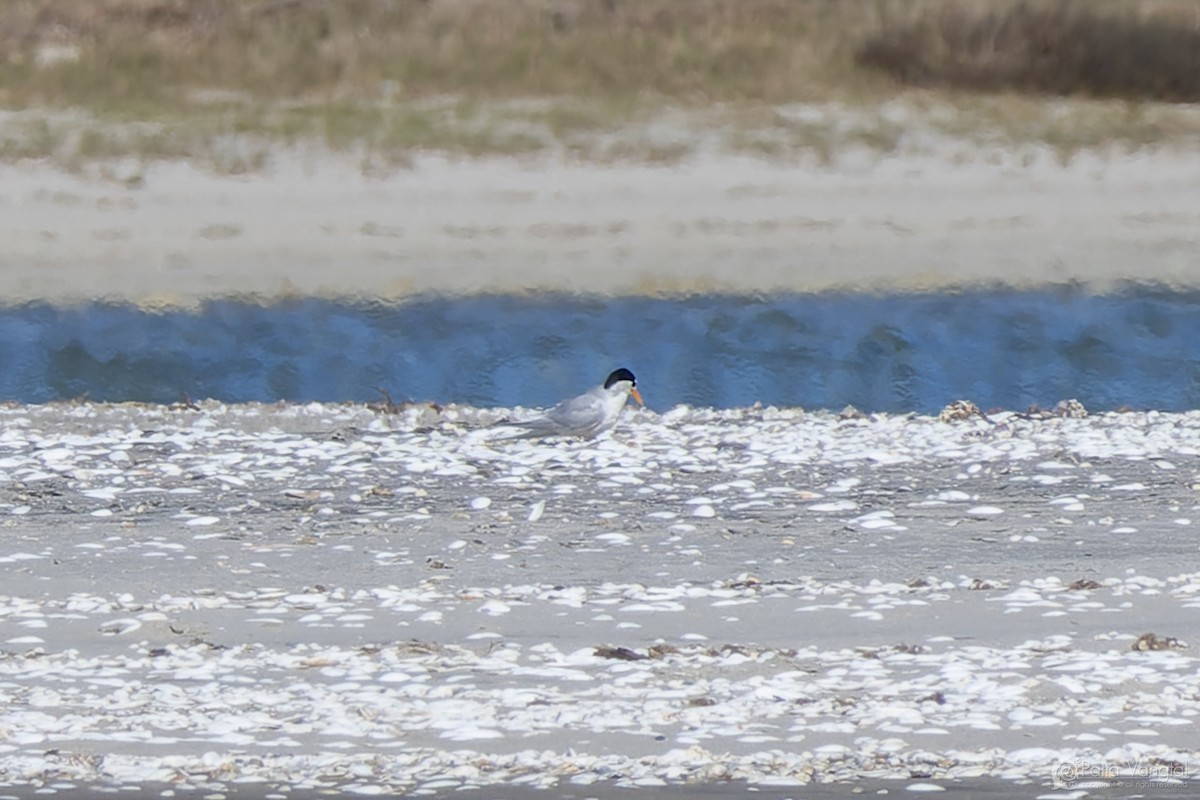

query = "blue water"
[{"left": 1, "top": 288, "right": 1198, "bottom": 413}]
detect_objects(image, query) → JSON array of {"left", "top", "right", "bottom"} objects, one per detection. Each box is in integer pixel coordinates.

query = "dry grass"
[
  {"left": 0, "top": 0, "right": 883, "bottom": 109},
  {"left": 1, "top": 0, "right": 1200, "bottom": 166},
  {"left": 860, "top": 0, "right": 1200, "bottom": 102}
]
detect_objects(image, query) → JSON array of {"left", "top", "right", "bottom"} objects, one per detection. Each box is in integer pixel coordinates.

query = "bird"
[{"left": 494, "top": 368, "right": 643, "bottom": 441}]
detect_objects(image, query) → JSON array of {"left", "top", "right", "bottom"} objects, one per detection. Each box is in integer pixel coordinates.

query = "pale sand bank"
[{"left": 1, "top": 145, "right": 1198, "bottom": 305}]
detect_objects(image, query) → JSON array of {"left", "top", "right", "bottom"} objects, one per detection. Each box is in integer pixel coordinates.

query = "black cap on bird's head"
[
  {"left": 604, "top": 368, "right": 636, "bottom": 389},
  {"left": 604, "top": 367, "right": 643, "bottom": 406}
]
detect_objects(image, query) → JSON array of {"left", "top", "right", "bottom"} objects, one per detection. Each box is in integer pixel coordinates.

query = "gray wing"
[
  {"left": 498, "top": 389, "right": 606, "bottom": 439},
  {"left": 544, "top": 391, "right": 606, "bottom": 431}
]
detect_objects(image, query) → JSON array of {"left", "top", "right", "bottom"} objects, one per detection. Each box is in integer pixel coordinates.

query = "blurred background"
[{"left": 2, "top": 0, "right": 1200, "bottom": 412}]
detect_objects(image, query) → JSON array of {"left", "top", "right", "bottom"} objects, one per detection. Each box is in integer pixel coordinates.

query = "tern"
[{"left": 495, "top": 368, "right": 643, "bottom": 440}]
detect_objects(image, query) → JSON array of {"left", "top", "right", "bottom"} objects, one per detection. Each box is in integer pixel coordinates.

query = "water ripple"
[{"left": 1, "top": 288, "right": 1198, "bottom": 412}]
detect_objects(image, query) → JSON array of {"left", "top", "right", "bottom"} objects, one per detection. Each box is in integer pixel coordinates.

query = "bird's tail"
[{"left": 483, "top": 418, "right": 556, "bottom": 442}]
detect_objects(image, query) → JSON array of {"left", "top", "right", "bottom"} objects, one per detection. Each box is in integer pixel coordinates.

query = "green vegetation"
[{"left": 1, "top": 0, "right": 1199, "bottom": 168}]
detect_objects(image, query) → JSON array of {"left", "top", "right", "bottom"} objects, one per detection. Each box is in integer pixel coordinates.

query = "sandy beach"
[
  {"left": 0, "top": 401, "right": 1199, "bottom": 798},
  {"left": 1, "top": 132, "right": 1200, "bottom": 799},
  {"left": 2, "top": 144, "right": 1200, "bottom": 305}
]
